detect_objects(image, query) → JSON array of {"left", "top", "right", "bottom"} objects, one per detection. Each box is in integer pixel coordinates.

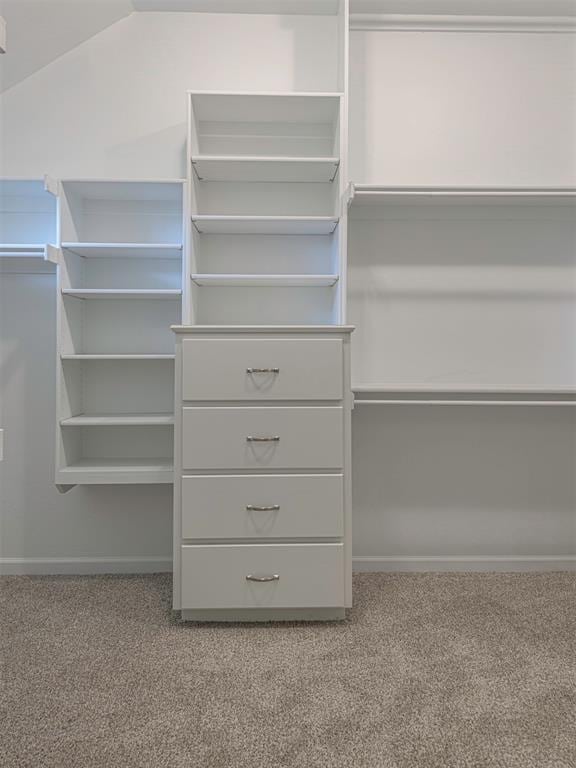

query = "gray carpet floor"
[{"left": 1, "top": 572, "right": 575, "bottom": 768}]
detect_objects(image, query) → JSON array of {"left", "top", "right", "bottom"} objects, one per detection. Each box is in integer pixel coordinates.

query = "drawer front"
[
  {"left": 181, "top": 474, "right": 344, "bottom": 540},
  {"left": 182, "top": 407, "right": 343, "bottom": 470},
  {"left": 180, "top": 543, "right": 344, "bottom": 609},
  {"left": 181, "top": 338, "right": 343, "bottom": 401}
]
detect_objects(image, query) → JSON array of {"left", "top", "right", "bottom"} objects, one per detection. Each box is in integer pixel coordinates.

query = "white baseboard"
[
  {"left": 353, "top": 555, "right": 576, "bottom": 572},
  {"left": 0, "top": 557, "right": 173, "bottom": 575},
  {"left": 2, "top": 555, "right": 574, "bottom": 576}
]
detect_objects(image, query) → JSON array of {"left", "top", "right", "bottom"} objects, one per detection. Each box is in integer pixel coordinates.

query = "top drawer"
[{"left": 181, "top": 338, "right": 343, "bottom": 401}]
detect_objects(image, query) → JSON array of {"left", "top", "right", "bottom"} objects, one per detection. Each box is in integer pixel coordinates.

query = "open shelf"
[
  {"left": 61, "top": 413, "right": 174, "bottom": 426},
  {"left": 61, "top": 243, "right": 183, "bottom": 259},
  {"left": 57, "top": 458, "right": 173, "bottom": 485},
  {"left": 191, "top": 274, "right": 339, "bottom": 287},
  {"left": 191, "top": 215, "right": 339, "bottom": 235},
  {"left": 62, "top": 289, "right": 182, "bottom": 300},
  {"left": 191, "top": 156, "right": 339, "bottom": 183},
  {"left": 350, "top": 185, "right": 576, "bottom": 207},
  {"left": 353, "top": 386, "right": 576, "bottom": 406}
]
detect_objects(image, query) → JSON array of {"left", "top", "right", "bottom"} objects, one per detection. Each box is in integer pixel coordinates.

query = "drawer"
[
  {"left": 180, "top": 543, "right": 344, "bottom": 609},
  {"left": 182, "top": 406, "right": 343, "bottom": 470},
  {"left": 181, "top": 474, "right": 344, "bottom": 540},
  {"left": 181, "top": 338, "right": 343, "bottom": 401}
]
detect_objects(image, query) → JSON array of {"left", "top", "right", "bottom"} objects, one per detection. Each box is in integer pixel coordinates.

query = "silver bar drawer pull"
[
  {"left": 246, "top": 435, "right": 280, "bottom": 442},
  {"left": 246, "top": 367, "right": 280, "bottom": 374},
  {"left": 246, "top": 574, "right": 280, "bottom": 583},
  {"left": 246, "top": 504, "right": 280, "bottom": 511}
]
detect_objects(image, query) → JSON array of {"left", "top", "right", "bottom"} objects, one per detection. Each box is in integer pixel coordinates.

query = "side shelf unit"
[
  {"left": 187, "top": 91, "right": 347, "bottom": 325},
  {"left": 55, "top": 179, "right": 186, "bottom": 488},
  {"left": 0, "top": 178, "right": 57, "bottom": 273}
]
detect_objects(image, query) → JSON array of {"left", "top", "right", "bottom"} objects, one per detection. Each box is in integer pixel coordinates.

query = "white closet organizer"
[
  {"left": 348, "top": 185, "right": 576, "bottom": 397},
  {"left": 187, "top": 92, "right": 346, "bottom": 325},
  {"left": 0, "top": 179, "right": 57, "bottom": 273},
  {"left": 173, "top": 84, "right": 353, "bottom": 621},
  {"left": 55, "top": 179, "right": 185, "bottom": 489}
]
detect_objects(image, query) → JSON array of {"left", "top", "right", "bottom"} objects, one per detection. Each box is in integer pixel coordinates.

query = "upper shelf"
[
  {"left": 191, "top": 156, "right": 339, "bottom": 183},
  {"left": 350, "top": 185, "right": 576, "bottom": 206},
  {"left": 191, "top": 215, "right": 339, "bottom": 235}
]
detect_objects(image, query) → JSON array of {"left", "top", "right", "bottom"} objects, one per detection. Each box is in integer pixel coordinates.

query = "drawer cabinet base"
[{"left": 180, "top": 607, "right": 346, "bottom": 623}]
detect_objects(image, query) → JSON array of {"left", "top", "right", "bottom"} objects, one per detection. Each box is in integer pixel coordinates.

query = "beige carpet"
[{"left": 1, "top": 572, "right": 575, "bottom": 768}]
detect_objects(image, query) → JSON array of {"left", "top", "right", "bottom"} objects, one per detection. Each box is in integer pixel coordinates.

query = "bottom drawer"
[{"left": 181, "top": 543, "right": 344, "bottom": 609}]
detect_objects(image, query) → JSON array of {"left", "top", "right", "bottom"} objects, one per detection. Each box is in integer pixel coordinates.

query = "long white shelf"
[
  {"left": 61, "top": 243, "right": 183, "bottom": 259},
  {"left": 61, "top": 354, "right": 175, "bottom": 360},
  {"left": 57, "top": 458, "right": 174, "bottom": 485},
  {"left": 62, "top": 289, "right": 182, "bottom": 300},
  {"left": 350, "top": 185, "right": 576, "bottom": 206},
  {"left": 61, "top": 413, "right": 174, "bottom": 426},
  {"left": 191, "top": 156, "right": 340, "bottom": 183},
  {"left": 353, "top": 385, "right": 576, "bottom": 407},
  {"left": 191, "top": 274, "right": 339, "bottom": 287},
  {"left": 191, "top": 215, "right": 339, "bottom": 235}
]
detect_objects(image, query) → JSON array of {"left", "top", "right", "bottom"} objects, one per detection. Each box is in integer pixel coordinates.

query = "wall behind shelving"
[
  {"left": 0, "top": 14, "right": 574, "bottom": 572},
  {"left": 349, "top": 29, "right": 576, "bottom": 186}
]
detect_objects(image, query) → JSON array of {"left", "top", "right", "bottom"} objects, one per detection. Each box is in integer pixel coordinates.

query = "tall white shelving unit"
[
  {"left": 55, "top": 179, "right": 185, "bottom": 489},
  {"left": 187, "top": 91, "right": 347, "bottom": 325}
]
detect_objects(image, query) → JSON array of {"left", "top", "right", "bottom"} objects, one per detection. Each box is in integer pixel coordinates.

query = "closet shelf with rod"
[
  {"left": 353, "top": 387, "right": 576, "bottom": 407},
  {"left": 349, "top": 185, "right": 576, "bottom": 206}
]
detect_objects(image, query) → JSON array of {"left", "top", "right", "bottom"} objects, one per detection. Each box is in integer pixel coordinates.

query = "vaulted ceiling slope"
[
  {"left": 0, "top": 0, "right": 574, "bottom": 93},
  {"left": 0, "top": 0, "right": 133, "bottom": 93}
]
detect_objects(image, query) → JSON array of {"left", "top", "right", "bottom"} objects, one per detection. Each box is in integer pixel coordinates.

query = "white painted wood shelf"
[
  {"left": 191, "top": 215, "right": 339, "bottom": 235},
  {"left": 60, "top": 413, "right": 175, "bottom": 426},
  {"left": 61, "top": 243, "right": 183, "bottom": 259},
  {"left": 191, "top": 156, "right": 340, "bottom": 183},
  {"left": 191, "top": 274, "right": 339, "bottom": 287},
  {"left": 58, "top": 458, "right": 174, "bottom": 485},
  {"left": 62, "top": 289, "right": 182, "bottom": 300},
  {"left": 350, "top": 185, "right": 576, "bottom": 206}
]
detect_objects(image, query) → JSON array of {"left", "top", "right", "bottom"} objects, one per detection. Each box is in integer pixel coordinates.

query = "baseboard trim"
[
  {"left": 350, "top": 14, "right": 576, "bottom": 33},
  {"left": 0, "top": 557, "right": 173, "bottom": 575},
  {"left": 353, "top": 555, "right": 576, "bottom": 572},
  {"left": 3, "top": 555, "right": 574, "bottom": 576}
]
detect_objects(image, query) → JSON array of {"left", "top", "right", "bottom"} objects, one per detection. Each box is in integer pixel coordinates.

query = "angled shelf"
[
  {"left": 191, "top": 215, "right": 339, "bottom": 235},
  {"left": 191, "top": 274, "right": 339, "bottom": 287},
  {"left": 61, "top": 243, "right": 183, "bottom": 259},
  {"left": 62, "top": 289, "right": 182, "bottom": 300},
  {"left": 191, "top": 156, "right": 340, "bottom": 183},
  {"left": 61, "top": 413, "right": 175, "bottom": 426}
]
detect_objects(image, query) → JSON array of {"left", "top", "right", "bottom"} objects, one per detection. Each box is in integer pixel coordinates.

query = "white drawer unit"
[
  {"left": 181, "top": 474, "right": 344, "bottom": 539},
  {"left": 181, "top": 338, "right": 343, "bottom": 401},
  {"left": 182, "top": 406, "right": 343, "bottom": 470},
  {"left": 173, "top": 324, "right": 353, "bottom": 621},
  {"left": 180, "top": 544, "right": 345, "bottom": 609}
]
